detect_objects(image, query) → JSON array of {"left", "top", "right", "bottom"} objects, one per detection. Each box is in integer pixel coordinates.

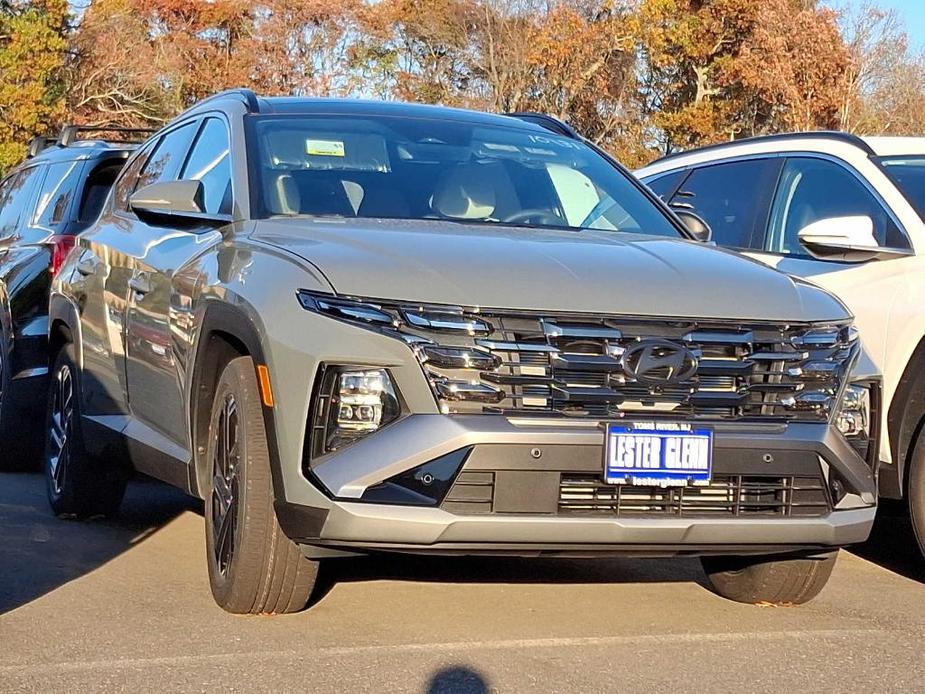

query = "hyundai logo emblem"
[{"left": 621, "top": 339, "right": 698, "bottom": 385}]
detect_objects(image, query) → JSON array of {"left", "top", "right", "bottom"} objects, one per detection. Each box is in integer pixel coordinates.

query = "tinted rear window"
[{"left": 878, "top": 156, "right": 925, "bottom": 221}]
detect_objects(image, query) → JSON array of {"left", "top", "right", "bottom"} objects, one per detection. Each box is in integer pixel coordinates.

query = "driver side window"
[
  {"left": 768, "top": 158, "right": 907, "bottom": 254},
  {"left": 180, "top": 118, "right": 232, "bottom": 215}
]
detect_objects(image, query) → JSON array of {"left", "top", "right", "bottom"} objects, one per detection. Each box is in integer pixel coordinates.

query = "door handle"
[
  {"left": 128, "top": 273, "right": 152, "bottom": 296},
  {"left": 76, "top": 258, "right": 96, "bottom": 276}
]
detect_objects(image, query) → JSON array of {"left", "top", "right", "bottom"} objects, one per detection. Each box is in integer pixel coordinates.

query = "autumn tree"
[
  {"left": 51, "top": 0, "right": 925, "bottom": 171},
  {"left": 251, "top": 0, "right": 370, "bottom": 97},
  {"left": 465, "top": 1, "right": 646, "bottom": 164},
  {"left": 0, "top": 0, "right": 69, "bottom": 172},
  {"left": 838, "top": 2, "right": 925, "bottom": 135},
  {"left": 66, "top": 0, "right": 174, "bottom": 126},
  {"left": 726, "top": 0, "right": 850, "bottom": 133},
  {"left": 123, "top": 0, "right": 259, "bottom": 107},
  {"left": 66, "top": 0, "right": 262, "bottom": 126},
  {"left": 638, "top": 0, "right": 851, "bottom": 154},
  {"left": 362, "top": 0, "right": 481, "bottom": 104}
]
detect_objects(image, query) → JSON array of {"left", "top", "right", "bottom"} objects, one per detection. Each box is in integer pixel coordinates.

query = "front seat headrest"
[
  {"left": 267, "top": 173, "right": 301, "bottom": 215},
  {"left": 431, "top": 163, "right": 497, "bottom": 220}
]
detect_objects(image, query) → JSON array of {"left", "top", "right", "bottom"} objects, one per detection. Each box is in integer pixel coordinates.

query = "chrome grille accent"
[
  {"left": 298, "top": 293, "right": 857, "bottom": 423},
  {"left": 409, "top": 312, "right": 856, "bottom": 422}
]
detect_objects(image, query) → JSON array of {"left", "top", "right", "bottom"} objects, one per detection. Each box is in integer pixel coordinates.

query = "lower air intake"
[{"left": 558, "top": 474, "right": 831, "bottom": 518}]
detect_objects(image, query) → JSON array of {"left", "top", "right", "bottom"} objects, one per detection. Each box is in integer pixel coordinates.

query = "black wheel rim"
[
  {"left": 48, "top": 364, "right": 74, "bottom": 495},
  {"left": 211, "top": 394, "right": 240, "bottom": 577}
]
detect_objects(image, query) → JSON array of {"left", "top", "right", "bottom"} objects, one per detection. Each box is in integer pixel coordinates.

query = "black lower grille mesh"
[{"left": 558, "top": 474, "right": 830, "bottom": 518}]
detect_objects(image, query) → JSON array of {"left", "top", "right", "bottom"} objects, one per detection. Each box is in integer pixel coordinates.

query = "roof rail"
[
  {"left": 58, "top": 125, "right": 158, "bottom": 148},
  {"left": 505, "top": 112, "right": 581, "bottom": 140},
  {"left": 27, "top": 135, "right": 58, "bottom": 158},
  {"left": 188, "top": 88, "right": 260, "bottom": 115},
  {"left": 653, "top": 130, "right": 876, "bottom": 164}
]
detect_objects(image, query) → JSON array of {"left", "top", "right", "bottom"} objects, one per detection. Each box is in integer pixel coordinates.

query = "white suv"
[{"left": 638, "top": 132, "right": 925, "bottom": 558}]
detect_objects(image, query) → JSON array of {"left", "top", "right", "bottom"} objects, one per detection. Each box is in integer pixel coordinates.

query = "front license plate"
[{"left": 604, "top": 422, "right": 713, "bottom": 486}]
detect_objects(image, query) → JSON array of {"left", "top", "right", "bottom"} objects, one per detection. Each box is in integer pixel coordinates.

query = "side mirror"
[
  {"left": 129, "top": 180, "right": 230, "bottom": 227},
  {"left": 675, "top": 210, "right": 712, "bottom": 242},
  {"left": 797, "top": 216, "right": 886, "bottom": 262},
  {"left": 130, "top": 180, "right": 204, "bottom": 217}
]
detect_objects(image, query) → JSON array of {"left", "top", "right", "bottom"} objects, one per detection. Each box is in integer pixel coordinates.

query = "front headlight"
[
  {"left": 310, "top": 366, "right": 401, "bottom": 457},
  {"left": 835, "top": 382, "right": 877, "bottom": 463}
]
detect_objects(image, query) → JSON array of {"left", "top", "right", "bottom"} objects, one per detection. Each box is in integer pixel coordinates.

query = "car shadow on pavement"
[
  {"left": 426, "top": 666, "right": 490, "bottom": 694},
  {"left": 309, "top": 549, "right": 712, "bottom": 607},
  {"left": 850, "top": 504, "right": 925, "bottom": 584},
  {"left": 0, "top": 472, "right": 196, "bottom": 615}
]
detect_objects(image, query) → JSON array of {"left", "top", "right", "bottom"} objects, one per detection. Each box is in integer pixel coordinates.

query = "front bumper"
[
  {"left": 278, "top": 415, "right": 877, "bottom": 557},
  {"left": 305, "top": 504, "right": 874, "bottom": 557}
]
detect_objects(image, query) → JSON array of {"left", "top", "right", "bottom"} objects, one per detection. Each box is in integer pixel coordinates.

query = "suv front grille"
[
  {"left": 405, "top": 311, "right": 857, "bottom": 422},
  {"left": 299, "top": 293, "right": 858, "bottom": 423}
]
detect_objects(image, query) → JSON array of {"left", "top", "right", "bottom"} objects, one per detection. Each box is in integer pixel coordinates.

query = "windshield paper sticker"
[{"left": 306, "top": 139, "right": 346, "bottom": 157}]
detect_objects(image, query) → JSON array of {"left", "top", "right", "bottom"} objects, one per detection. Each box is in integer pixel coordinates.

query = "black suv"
[{"left": 0, "top": 127, "right": 148, "bottom": 468}]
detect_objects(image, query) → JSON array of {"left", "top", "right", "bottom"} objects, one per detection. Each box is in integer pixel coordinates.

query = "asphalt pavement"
[{"left": 2, "top": 471, "right": 924, "bottom": 693}]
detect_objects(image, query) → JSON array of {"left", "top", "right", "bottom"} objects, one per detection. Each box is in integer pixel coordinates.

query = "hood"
[{"left": 252, "top": 218, "right": 849, "bottom": 323}]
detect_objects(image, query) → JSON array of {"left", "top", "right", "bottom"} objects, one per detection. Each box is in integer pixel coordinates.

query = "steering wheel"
[{"left": 503, "top": 209, "right": 563, "bottom": 226}]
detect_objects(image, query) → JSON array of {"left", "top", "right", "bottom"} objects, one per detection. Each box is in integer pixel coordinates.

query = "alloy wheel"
[
  {"left": 211, "top": 394, "right": 240, "bottom": 577},
  {"left": 48, "top": 364, "right": 74, "bottom": 495}
]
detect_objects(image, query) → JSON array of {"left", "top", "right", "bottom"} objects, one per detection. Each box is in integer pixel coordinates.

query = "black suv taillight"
[{"left": 49, "top": 235, "right": 77, "bottom": 277}]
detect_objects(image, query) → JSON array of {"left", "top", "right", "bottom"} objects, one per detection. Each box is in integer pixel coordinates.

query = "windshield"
[
  {"left": 247, "top": 114, "right": 680, "bottom": 236},
  {"left": 878, "top": 156, "right": 925, "bottom": 220}
]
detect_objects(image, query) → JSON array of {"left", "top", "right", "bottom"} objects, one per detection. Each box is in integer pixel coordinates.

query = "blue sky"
[
  {"left": 826, "top": 0, "right": 925, "bottom": 49},
  {"left": 874, "top": 0, "right": 925, "bottom": 47}
]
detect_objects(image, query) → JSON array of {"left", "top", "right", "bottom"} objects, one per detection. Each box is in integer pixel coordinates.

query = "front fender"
[{"left": 184, "top": 239, "right": 334, "bottom": 509}]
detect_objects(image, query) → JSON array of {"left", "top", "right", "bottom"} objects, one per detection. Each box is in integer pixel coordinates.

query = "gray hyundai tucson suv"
[{"left": 47, "top": 90, "right": 877, "bottom": 613}]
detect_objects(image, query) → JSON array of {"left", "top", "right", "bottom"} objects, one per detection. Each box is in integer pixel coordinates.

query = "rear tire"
[
  {"left": 701, "top": 550, "right": 838, "bottom": 605},
  {"left": 44, "top": 343, "right": 126, "bottom": 518},
  {"left": 906, "top": 431, "right": 925, "bottom": 559},
  {"left": 0, "top": 328, "right": 40, "bottom": 471},
  {"left": 204, "top": 356, "right": 318, "bottom": 614}
]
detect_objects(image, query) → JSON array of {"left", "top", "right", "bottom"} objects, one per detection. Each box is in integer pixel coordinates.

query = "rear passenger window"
[
  {"left": 669, "top": 160, "right": 780, "bottom": 250},
  {"left": 0, "top": 166, "right": 45, "bottom": 238},
  {"left": 78, "top": 160, "right": 125, "bottom": 227},
  {"left": 113, "top": 139, "right": 158, "bottom": 211},
  {"left": 33, "top": 160, "right": 85, "bottom": 232},
  {"left": 180, "top": 118, "right": 232, "bottom": 215},
  {"left": 135, "top": 121, "right": 197, "bottom": 191}
]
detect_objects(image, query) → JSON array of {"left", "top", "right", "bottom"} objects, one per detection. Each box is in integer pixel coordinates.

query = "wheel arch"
[
  {"left": 47, "top": 293, "right": 82, "bottom": 369},
  {"left": 188, "top": 300, "right": 282, "bottom": 499},
  {"left": 885, "top": 334, "right": 925, "bottom": 498}
]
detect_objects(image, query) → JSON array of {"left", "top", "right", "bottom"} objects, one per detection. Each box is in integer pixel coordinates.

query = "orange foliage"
[{"left": 2, "top": 0, "right": 920, "bottom": 175}]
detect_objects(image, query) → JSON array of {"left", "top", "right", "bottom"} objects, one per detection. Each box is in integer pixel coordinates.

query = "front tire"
[
  {"left": 701, "top": 551, "right": 838, "bottom": 605},
  {"left": 204, "top": 356, "right": 319, "bottom": 614},
  {"left": 906, "top": 431, "right": 925, "bottom": 559},
  {"left": 44, "top": 343, "right": 126, "bottom": 518}
]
